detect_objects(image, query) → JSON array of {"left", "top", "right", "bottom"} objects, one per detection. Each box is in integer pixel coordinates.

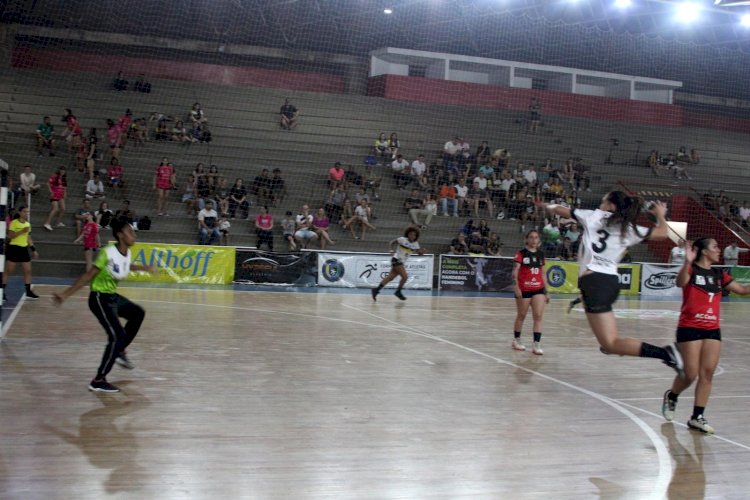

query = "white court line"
[
  {"left": 1, "top": 295, "right": 27, "bottom": 340},
  {"left": 612, "top": 399, "right": 750, "bottom": 452},
  {"left": 617, "top": 394, "right": 750, "bottom": 401},
  {"left": 343, "top": 302, "right": 671, "bottom": 500}
]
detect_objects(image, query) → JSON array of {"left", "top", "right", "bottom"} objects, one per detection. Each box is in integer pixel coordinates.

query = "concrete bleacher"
[{"left": 1, "top": 68, "right": 749, "bottom": 278}]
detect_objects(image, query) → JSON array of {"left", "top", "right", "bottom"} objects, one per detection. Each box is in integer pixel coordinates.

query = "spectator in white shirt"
[
  {"left": 443, "top": 137, "right": 461, "bottom": 175},
  {"left": 198, "top": 200, "right": 220, "bottom": 245},
  {"left": 454, "top": 178, "right": 469, "bottom": 216},
  {"left": 85, "top": 173, "right": 106, "bottom": 201},
  {"left": 472, "top": 171, "right": 488, "bottom": 190},
  {"left": 19, "top": 165, "right": 40, "bottom": 196},
  {"left": 391, "top": 154, "right": 411, "bottom": 189},
  {"left": 294, "top": 205, "right": 319, "bottom": 248},
  {"left": 723, "top": 241, "right": 749, "bottom": 266},
  {"left": 739, "top": 202, "right": 750, "bottom": 227},
  {"left": 411, "top": 154, "right": 428, "bottom": 189},
  {"left": 522, "top": 164, "right": 538, "bottom": 187},
  {"left": 409, "top": 193, "right": 438, "bottom": 229}
]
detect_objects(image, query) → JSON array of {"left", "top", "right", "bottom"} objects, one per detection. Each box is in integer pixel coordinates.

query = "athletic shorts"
[
  {"left": 520, "top": 288, "right": 546, "bottom": 299},
  {"left": 579, "top": 272, "right": 619, "bottom": 313},
  {"left": 676, "top": 327, "right": 721, "bottom": 343},
  {"left": 6, "top": 244, "right": 31, "bottom": 263},
  {"left": 391, "top": 257, "right": 404, "bottom": 268}
]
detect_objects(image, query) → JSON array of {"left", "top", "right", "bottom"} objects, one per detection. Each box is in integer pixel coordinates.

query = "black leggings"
[{"left": 88, "top": 292, "right": 145, "bottom": 379}]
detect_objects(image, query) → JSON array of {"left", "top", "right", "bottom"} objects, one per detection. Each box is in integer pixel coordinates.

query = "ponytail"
[{"left": 605, "top": 191, "right": 646, "bottom": 237}]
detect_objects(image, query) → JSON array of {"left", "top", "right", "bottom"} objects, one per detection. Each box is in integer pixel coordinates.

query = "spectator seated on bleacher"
[
  {"left": 690, "top": 148, "right": 701, "bottom": 164},
  {"left": 363, "top": 165, "right": 381, "bottom": 200},
  {"left": 295, "top": 205, "right": 319, "bottom": 248},
  {"left": 449, "top": 233, "right": 469, "bottom": 255},
  {"left": 410, "top": 154, "right": 428, "bottom": 189},
  {"left": 740, "top": 202, "right": 750, "bottom": 228},
  {"left": 281, "top": 211, "right": 297, "bottom": 251},
  {"left": 96, "top": 201, "right": 114, "bottom": 229},
  {"left": 391, "top": 154, "right": 411, "bottom": 189},
  {"left": 443, "top": 137, "right": 462, "bottom": 175},
  {"left": 492, "top": 148, "right": 511, "bottom": 169},
  {"left": 388, "top": 133, "right": 401, "bottom": 159},
  {"left": 181, "top": 175, "right": 199, "bottom": 216},
  {"left": 345, "top": 164, "right": 363, "bottom": 190},
  {"left": 36, "top": 116, "right": 56, "bottom": 157},
  {"left": 115, "top": 199, "right": 138, "bottom": 230},
  {"left": 409, "top": 193, "right": 437, "bottom": 229},
  {"left": 116, "top": 109, "right": 133, "bottom": 148},
  {"left": 206, "top": 164, "right": 220, "bottom": 193},
  {"left": 486, "top": 232, "right": 502, "bottom": 256},
  {"left": 172, "top": 120, "right": 197, "bottom": 144},
  {"left": 195, "top": 173, "right": 212, "bottom": 212},
  {"left": 475, "top": 141, "right": 491, "bottom": 165},
  {"left": 328, "top": 162, "right": 346, "bottom": 190},
  {"left": 19, "top": 165, "right": 41, "bottom": 197},
  {"left": 649, "top": 150, "right": 665, "bottom": 177},
  {"left": 128, "top": 118, "right": 147, "bottom": 146},
  {"left": 343, "top": 199, "right": 376, "bottom": 240},
  {"left": 403, "top": 189, "right": 423, "bottom": 214},
  {"left": 468, "top": 180, "right": 494, "bottom": 219},
  {"left": 133, "top": 74, "right": 152, "bottom": 93},
  {"left": 85, "top": 173, "right": 106, "bottom": 201},
  {"left": 312, "top": 208, "right": 336, "bottom": 250},
  {"left": 113, "top": 71, "right": 128, "bottom": 91},
  {"left": 280, "top": 99, "right": 299, "bottom": 130},
  {"left": 374, "top": 132, "right": 389, "bottom": 163},
  {"left": 190, "top": 103, "right": 207, "bottom": 126},
  {"left": 438, "top": 181, "right": 458, "bottom": 217},
  {"left": 676, "top": 146, "right": 688, "bottom": 163},
  {"left": 106, "top": 157, "right": 126, "bottom": 197},
  {"left": 556, "top": 237, "right": 576, "bottom": 261},
  {"left": 252, "top": 168, "right": 273, "bottom": 205},
  {"left": 254, "top": 206, "right": 274, "bottom": 251},
  {"left": 228, "top": 178, "right": 249, "bottom": 219},
  {"left": 269, "top": 168, "right": 286, "bottom": 206},
  {"left": 215, "top": 178, "right": 230, "bottom": 216},
  {"left": 61, "top": 109, "right": 83, "bottom": 155},
  {"left": 198, "top": 200, "right": 220, "bottom": 245},
  {"left": 193, "top": 122, "right": 212, "bottom": 143}
]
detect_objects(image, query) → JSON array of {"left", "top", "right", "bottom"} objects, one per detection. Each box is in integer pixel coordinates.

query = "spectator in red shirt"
[
  {"left": 116, "top": 109, "right": 133, "bottom": 148},
  {"left": 107, "top": 157, "right": 126, "bottom": 197},
  {"left": 43, "top": 167, "right": 67, "bottom": 231},
  {"left": 313, "top": 208, "right": 336, "bottom": 250},
  {"left": 153, "top": 158, "right": 176, "bottom": 216},
  {"left": 73, "top": 212, "right": 100, "bottom": 271},
  {"left": 254, "top": 205, "right": 274, "bottom": 251},
  {"left": 328, "top": 162, "right": 346, "bottom": 190}
]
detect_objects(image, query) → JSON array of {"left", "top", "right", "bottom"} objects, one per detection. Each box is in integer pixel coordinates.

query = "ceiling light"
[
  {"left": 383, "top": 8, "right": 393, "bottom": 14},
  {"left": 675, "top": 2, "right": 701, "bottom": 23},
  {"left": 614, "top": 0, "right": 633, "bottom": 8}
]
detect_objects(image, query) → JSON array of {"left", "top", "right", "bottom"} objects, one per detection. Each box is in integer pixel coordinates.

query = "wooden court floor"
[{"left": 2, "top": 285, "right": 750, "bottom": 499}]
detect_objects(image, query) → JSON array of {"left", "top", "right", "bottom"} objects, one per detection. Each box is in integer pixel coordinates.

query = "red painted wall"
[
  {"left": 647, "top": 195, "right": 750, "bottom": 265},
  {"left": 368, "top": 75, "right": 684, "bottom": 127},
  {"left": 12, "top": 47, "right": 346, "bottom": 94}
]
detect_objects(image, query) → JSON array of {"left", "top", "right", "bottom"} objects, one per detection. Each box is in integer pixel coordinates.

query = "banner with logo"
[
  {"left": 730, "top": 266, "right": 750, "bottom": 297},
  {"left": 640, "top": 264, "right": 682, "bottom": 297},
  {"left": 233, "top": 249, "right": 317, "bottom": 286},
  {"left": 544, "top": 261, "right": 641, "bottom": 295},
  {"left": 125, "top": 242, "right": 235, "bottom": 284},
  {"left": 438, "top": 255, "right": 515, "bottom": 292},
  {"left": 318, "top": 252, "right": 434, "bottom": 289}
]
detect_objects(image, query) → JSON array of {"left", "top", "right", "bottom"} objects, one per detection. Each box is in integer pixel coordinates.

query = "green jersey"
[{"left": 91, "top": 244, "right": 132, "bottom": 294}]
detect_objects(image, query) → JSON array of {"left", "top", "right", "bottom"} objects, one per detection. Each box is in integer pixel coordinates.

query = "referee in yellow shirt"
[{"left": 2, "top": 206, "right": 40, "bottom": 301}]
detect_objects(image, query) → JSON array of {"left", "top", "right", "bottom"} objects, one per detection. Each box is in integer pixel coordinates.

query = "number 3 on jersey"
[{"left": 592, "top": 229, "right": 610, "bottom": 253}]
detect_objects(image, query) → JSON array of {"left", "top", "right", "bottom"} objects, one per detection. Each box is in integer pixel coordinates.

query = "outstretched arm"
[{"left": 539, "top": 202, "right": 572, "bottom": 220}]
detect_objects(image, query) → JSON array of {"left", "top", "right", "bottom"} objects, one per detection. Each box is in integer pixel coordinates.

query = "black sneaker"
[
  {"left": 88, "top": 379, "right": 120, "bottom": 393},
  {"left": 567, "top": 296, "right": 582, "bottom": 314},
  {"left": 371, "top": 287, "right": 380, "bottom": 302},
  {"left": 394, "top": 290, "right": 406, "bottom": 301},
  {"left": 663, "top": 343, "right": 685, "bottom": 378},
  {"left": 25, "top": 290, "right": 40, "bottom": 300},
  {"left": 116, "top": 353, "right": 134, "bottom": 369}
]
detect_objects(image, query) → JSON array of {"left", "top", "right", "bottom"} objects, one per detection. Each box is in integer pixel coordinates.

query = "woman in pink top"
[
  {"left": 153, "top": 158, "right": 176, "bottom": 216},
  {"left": 313, "top": 208, "right": 336, "bottom": 249},
  {"left": 43, "top": 167, "right": 67, "bottom": 231},
  {"left": 73, "top": 212, "right": 100, "bottom": 271},
  {"left": 254, "top": 206, "right": 274, "bottom": 251}
]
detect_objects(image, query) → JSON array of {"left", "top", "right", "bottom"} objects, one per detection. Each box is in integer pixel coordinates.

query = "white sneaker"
[
  {"left": 44, "top": 224, "right": 53, "bottom": 231},
  {"left": 512, "top": 339, "right": 526, "bottom": 351},
  {"left": 55, "top": 222, "right": 66, "bottom": 227},
  {"left": 532, "top": 342, "right": 543, "bottom": 355},
  {"left": 687, "top": 415, "right": 715, "bottom": 434},
  {"left": 662, "top": 390, "right": 676, "bottom": 422}
]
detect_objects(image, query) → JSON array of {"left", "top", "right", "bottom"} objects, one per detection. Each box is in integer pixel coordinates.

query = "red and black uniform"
[
  {"left": 514, "top": 248, "right": 546, "bottom": 298},
  {"left": 676, "top": 264, "right": 732, "bottom": 342}
]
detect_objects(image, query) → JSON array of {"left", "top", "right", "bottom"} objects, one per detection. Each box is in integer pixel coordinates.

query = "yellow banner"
[
  {"left": 124, "top": 242, "right": 236, "bottom": 284},
  {"left": 544, "top": 261, "right": 641, "bottom": 295}
]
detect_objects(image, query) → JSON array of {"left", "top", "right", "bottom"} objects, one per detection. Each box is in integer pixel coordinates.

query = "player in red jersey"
[
  {"left": 662, "top": 238, "right": 750, "bottom": 434},
  {"left": 511, "top": 229, "right": 549, "bottom": 354}
]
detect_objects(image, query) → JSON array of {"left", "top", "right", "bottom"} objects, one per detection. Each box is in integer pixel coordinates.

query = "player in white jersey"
[
  {"left": 54, "top": 217, "right": 158, "bottom": 393},
  {"left": 541, "top": 191, "right": 685, "bottom": 376},
  {"left": 372, "top": 226, "right": 425, "bottom": 301}
]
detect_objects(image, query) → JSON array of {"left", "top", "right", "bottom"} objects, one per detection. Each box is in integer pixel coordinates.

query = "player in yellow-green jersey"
[{"left": 54, "top": 217, "right": 157, "bottom": 393}]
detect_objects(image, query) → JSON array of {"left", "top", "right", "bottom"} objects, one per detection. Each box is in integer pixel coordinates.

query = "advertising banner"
[
  {"left": 233, "top": 249, "right": 317, "bottom": 286},
  {"left": 544, "top": 261, "right": 641, "bottom": 295},
  {"left": 439, "top": 255, "right": 515, "bottom": 292},
  {"left": 317, "top": 252, "right": 434, "bottom": 289},
  {"left": 640, "top": 264, "right": 682, "bottom": 297},
  {"left": 730, "top": 266, "right": 750, "bottom": 297},
  {"left": 125, "top": 242, "right": 235, "bottom": 284}
]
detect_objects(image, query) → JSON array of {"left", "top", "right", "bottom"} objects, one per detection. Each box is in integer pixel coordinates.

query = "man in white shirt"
[
  {"left": 410, "top": 154, "right": 428, "bottom": 188},
  {"left": 391, "top": 154, "right": 411, "bottom": 189},
  {"left": 294, "top": 204, "right": 318, "bottom": 247},
  {"left": 739, "top": 203, "right": 750, "bottom": 227},
  {"left": 19, "top": 165, "right": 40, "bottom": 195},
  {"left": 85, "top": 173, "right": 106, "bottom": 201},
  {"left": 472, "top": 171, "right": 488, "bottom": 190},
  {"left": 522, "top": 164, "right": 538, "bottom": 187},
  {"left": 454, "top": 178, "right": 469, "bottom": 217},
  {"left": 443, "top": 137, "right": 461, "bottom": 175},
  {"left": 723, "top": 241, "right": 749, "bottom": 266},
  {"left": 198, "top": 200, "right": 220, "bottom": 245}
]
